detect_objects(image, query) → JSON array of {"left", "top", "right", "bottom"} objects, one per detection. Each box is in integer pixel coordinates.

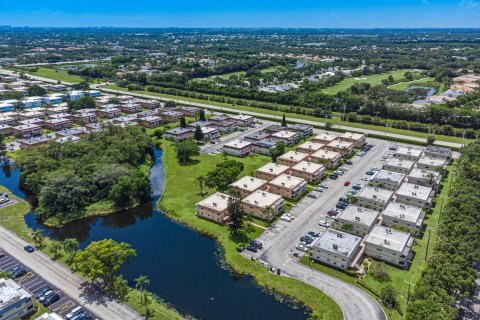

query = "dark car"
[
  {"left": 250, "top": 240, "right": 263, "bottom": 249},
  {"left": 338, "top": 197, "right": 348, "bottom": 203},
  {"left": 307, "top": 193, "right": 317, "bottom": 199},
  {"left": 35, "top": 286, "right": 52, "bottom": 300},
  {"left": 336, "top": 202, "right": 348, "bottom": 210},
  {"left": 24, "top": 245, "right": 35, "bottom": 253},
  {"left": 246, "top": 245, "right": 258, "bottom": 253},
  {"left": 0, "top": 250, "right": 5, "bottom": 258},
  {"left": 345, "top": 160, "right": 353, "bottom": 165},
  {"left": 307, "top": 231, "right": 319, "bottom": 238},
  {"left": 9, "top": 266, "right": 26, "bottom": 279},
  {"left": 329, "top": 174, "right": 338, "bottom": 180},
  {"left": 38, "top": 290, "right": 55, "bottom": 303},
  {"left": 236, "top": 245, "right": 246, "bottom": 253},
  {"left": 43, "top": 292, "right": 61, "bottom": 307}
]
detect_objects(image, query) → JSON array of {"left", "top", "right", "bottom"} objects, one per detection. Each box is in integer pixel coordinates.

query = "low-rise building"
[
  {"left": 312, "top": 132, "right": 338, "bottom": 145},
  {"left": 416, "top": 156, "right": 446, "bottom": 172},
  {"left": 98, "top": 106, "right": 121, "bottom": 119},
  {"left": 334, "top": 205, "right": 381, "bottom": 237},
  {"left": 263, "top": 125, "right": 286, "bottom": 134},
  {"left": 230, "top": 114, "right": 255, "bottom": 127},
  {"left": 176, "top": 106, "right": 200, "bottom": 117},
  {"left": 230, "top": 175, "right": 268, "bottom": 198},
  {"left": 290, "top": 161, "right": 325, "bottom": 183},
  {"left": 196, "top": 192, "right": 231, "bottom": 224},
  {"left": 208, "top": 115, "right": 231, "bottom": 123},
  {"left": 407, "top": 168, "right": 442, "bottom": 190},
  {"left": 309, "top": 149, "right": 342, "bottom": 168},
  {"left": 162, "top": 111, "right": 183, "bottom": 123},
  {"left": 393, "top": 146, "right": 424, "bottom": 162},
  {"left": 55, "top": 127, "right": 88, "bottom": 138},
  {"left": 242, "top": 190, "right": 284, "bottom": 221},
  {"left": 223, "top": 139, "right": 253, "bottom": 157},
  {"left": 339, "top": 132, "right": 367, "bottom": 147},
  {"left": 85, "top": 122, "right": 104, "bottom": 132},
  {"left": 199, "top": 126, "right": 219, "bottom": 141},
  {"left": 394, "top": 182, "right": 434, "bottom": 209},
  {"left": 364, "top": 225, "right": 413, "bottom": 268},
  {"left": 355, "top": 186, "right": 393, "bottom": 211},
  {"left": 56, "top": 135, "right": 81, "bottom": 144},
  {"left": 253, "top": 138, "right": 279, "bottom": 156},
  {"left": 44, "top": 118, "right": 72, "bottom": 131},
  {"left": 310, "top": 229, "right": 362, "bottom": 270},
  {"left": 296, "top": 141, "right": 324, "bottom": 154},
  {"left": 383, "top": 158, "right": 415, "bottom": 174},
  {"left": 211, "top": 120, "right": 236, "bottom": 133},
  {"left": 268, "top": 174, "right": 307, "bottom": 199},
  {"left": 138, "top": 116, "right": 163, "bottom": 128},
  {"left": 19, "top": 118, "right": 45, "bottom": 128},
  {"left": 0, "top": 124, "right": 13, "bottom": 135},
  {"left": 72, "top": 112, "right": 97, "bottom": 125},
  {"left": 19, "top": 136, "right": 51, "bottom": 149},
  {"left": 287, "top": 124, "right": 313, "bottom": 138},
  {"left": 136, "top": 110, "right": 159, "bottom": 118},
  {"left": 119, "top": 104, "right": 142, "bottom": 114},
  {"left": 187, "top": 120, "right": 212, "bottom": 129},
  {"left": 243, "top": 131, "right": 271, "bottom": 143},
  {"left": 48, "top": 113, "right": 74, "bottom": 121},
  {"left": 423, "top": 145, "right": 452, "bottom": 163},
  {"left": 12, "top": 124, "right": 42, "bottom": 138},
  {"left": 271, "top": 130, "right": 300, "bottom": 147},
  {"left": 382, "top": 202, "right": 425, "bottom": 232},
  {"left": 369, "top": 170, "right": 406, "bottom": 191},
  {"left": 277, "top": 151, "right": 309, "bottom": 167},
  {"left": 164, "top": 127, "right": 193, "bottom": 142},
  {"left": 324, "top": 140, "right": 355, "bottom": 156},
  {"left": 255, "top": 162, "right": 290, "bottom": 181},
  {"left": 138, "top": 100, "right": 160, "bottom": 109},
  {"left": 0, "top": 278, "right": 34, "bottom": 319}
]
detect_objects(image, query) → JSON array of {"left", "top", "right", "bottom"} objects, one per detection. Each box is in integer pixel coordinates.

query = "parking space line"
[
  {"left": 0, "top": 260, "right": 17, "bottom": 270},
  {"left": 26, "top": 280, "right": 47, "bottom": 292},
  {"left": 22, "top": 276, "right": 41, "bottom": 287},
  {"left": 17, "top": 272, "right": 35, "bottom": 284},
  {"left": 50, "top": 296, "right": 68, "bottom": 309},
  {"left": 0, "top": 258, "right": 14, "bottom": 267},
  {"left": 53, "top": 300, "right": 75, "bottom": 315}
]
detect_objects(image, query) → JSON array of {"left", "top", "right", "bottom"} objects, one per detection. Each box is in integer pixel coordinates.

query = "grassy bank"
[
  {"left": 157, "top": 139, "right": 343, "bottom": 320},
  {"left": 0, "top": 186, "right": 186, "bottom": 320},
  {"left": 102, "top": 84, "right": 470, "bottom": 145},
  {"left": 300, "top": 161, "right": 455, "bottom": 320}
]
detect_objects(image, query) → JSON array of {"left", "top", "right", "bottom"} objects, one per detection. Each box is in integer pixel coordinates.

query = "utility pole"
[
  {"left": 425, "top": 227, "right": 433, "bottom": 261},
  {"left": 404, "top": 280, "right": 415, "bottom": 306}
]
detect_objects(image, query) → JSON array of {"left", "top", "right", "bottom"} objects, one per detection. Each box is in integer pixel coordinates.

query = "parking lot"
[{"left": 0, "top": 248, "right": 99, "bottom": 319}]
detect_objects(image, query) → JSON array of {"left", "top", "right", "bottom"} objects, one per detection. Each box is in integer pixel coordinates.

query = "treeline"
[
  {"left": 16, "top": 126, "right": 153, "bottom": 221},
  {"left": 406, "top": 141, "right": 480, "bottom": 319}
]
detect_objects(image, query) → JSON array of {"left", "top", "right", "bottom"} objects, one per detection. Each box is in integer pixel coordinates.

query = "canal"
[{"left": 0, "top": 150, "right": 308, "bottom": 320}]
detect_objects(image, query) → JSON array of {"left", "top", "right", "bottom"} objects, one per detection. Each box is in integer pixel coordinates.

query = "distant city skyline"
[{"left": 1, "top": 0, "right": 480, "bottom": 28}]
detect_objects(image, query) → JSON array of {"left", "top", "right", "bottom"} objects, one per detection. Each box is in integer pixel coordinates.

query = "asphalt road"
[
  {"left": 245, "top": 137, "right": 391, "bottom": 320},
  {"left": 0, "top": 226, "right": 142, "bottom": 320}
]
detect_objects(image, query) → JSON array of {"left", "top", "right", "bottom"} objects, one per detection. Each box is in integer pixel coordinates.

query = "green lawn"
[
  {"left": 300, "top": 162, "right": 456, "bottom": 320},
  {"left": 0, "top": 186, "right": 186, "bottom": 320},
  {"left": 103, "top": 84, "right": 470, "bottom": 145},
  {"left": 193, "top": 66, "right": 285, "bottom": 82},
  {"left": 321, "top": 70, "right": 418, "bottom": 95},
  {"left": 14, "top": 66, "right": 83, "bottom": 83},
  {"left": 387, "top": 77, "right": 436, "bottom": 90},
  {"left": 158, "top": 139, "right": 343, "bottom": 320}
]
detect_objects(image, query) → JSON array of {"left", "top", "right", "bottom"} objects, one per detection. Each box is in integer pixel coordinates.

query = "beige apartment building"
[
  {"left": 333, "top": 205, "right": 381, "bottom": 237},
  {"left": 296, "top": 141, "right": 324, "bottom": 154},
  {"left": 277, "top": 151, "right": 309, "bottom": 167},
  {"left": 383, "top": 158, "right": 415, "bottom": 174},
  {"left": 369, "top": 170, "right": 406, "bottom": 191},
  {"left": 355, "top": 186, "right": 394, "bottom": 211},
  {"left": 338, "top": 132, "right": 367, "bottom": 147},
  {"left": 290, "top": 161, "right": 325, "bottom": 183},
  {"left": 407, "top": 168, "right": 442, "bottom": 190},
  {"left": 268, "top": 174, "right": 307, "bottom": 199},
  {"left": 309, "top": 149, "right": 342, "bottom": 168},
  {"left": 382, "top": 202, "right": 425, "bottom": 232},
  {"left": 364, "top": 225, "right": 413, "bottom": 268},
  {"left": 324, "top": 140, "right": 355, "bottom": 156},
  {"left": 242, "top": 190, "right": 284, "bottom": 221},
  {"left": 394, "top": 182, "right": 434, "bottom": 210},
  {"left": 271, "top": 130, "right": 300, "bottom": 147},
  {"left": 416, "top": 156, "right": 446, "bottom": 172},
  {"left": 229, "top": 176, "right": 268, "bottom": 198},
  {"left": 393, "top": 146, "right": 424, "bottom": 162},
  {"left": 196, "top": 192, "right": 231, "bottom": 225},
  {"left": 255, "top": 162, "right": 290, "bottom": 181},
  {"left": 312, "top": 132, "right": 338, "bottom": 145}
]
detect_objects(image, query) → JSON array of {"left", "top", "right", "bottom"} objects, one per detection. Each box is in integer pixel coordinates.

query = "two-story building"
[
  {"left": 364, "top": 225, "right": 413, "bottom": 268},
  {"left": 290, "top": 161, "right": 325, "bottom": 183},
  {"left": 423, "top": 145, "right": 452, "bottom": 164},
  {"left": 312, "top": 132, "right": 338, "bottom": 145},
  {"left": 333, "top": 205, "right": 381, "bottom": 237},
  {"left": 415, "top": 156, "right": 446, "bottom": 172},
  {"left": 271, "top": 130, "right": 300, "bottom": 147},
  {"left": 162, "top": 111, "right": 184, "bottom": 123},
  {"left": 277, "top": 151, "right": 309, "bottom": 167},
  {"left": 355, "top": 186, "right": 394, "bottom": 211},
  {"left": 138, "top": 116, "right": 163, "bottom": 128},
  {"left": 12, "top": 124, "right": 42, "bottom": 138},
  {"left": 383, "top": 158, "right": 415, "bottom": 175},
  {"left": 369, "top": 170, "right": 406, "bottom": 191},
  {"left": 381, "top": 202, "right": 425, "bottom": 232},
  {"left": 324, "top": 140, "right": 355, "bottom": 157},
  {"left": 229, "top": 176, "right": 268, "bottom": 198},
  {"left": 268, "top": 174, "right": 307, "bottom": 200},
  {"left": 230, "top": 114, "right": 255, "bottom": 127},
  {"left": 242, "top": 190, "right": 284, "bottom": 221},
  {"left": 253, "top": 138, "right": 279, "bottom": 156},
  {"left": 287, "top": 124, "right": 313, "bottom": 138},
  {"left": 119, "top": 104, "right": 142, "bottom": 114},
  {"left": 0, "top": 278, "right": 34, "bottom": 319},
  {"left": 244, "top": 131, "right": 271, "bottom": 143},
  {"left": 394, "top": 182, "right": 434, "bottom": 210},
  {"left": 309, "top": 149, "right": 342, "bottom": 168},
  {"left": 393, "top": 146, "right": 424, "bottom": 162},
  {"left": 98, "top": 106, "right": 121, "bottom": 119},
  {"left": 223, "top": 139, "right": 253, "bottom": 157},
  {"left": 338, "top": 132, "right": 367, "bottom": 147},
  {"left": 196, "top": 192, "right": 231, "bottom": 225},
  {"left": 296, "top": 141, "right": 324, "bottom": 154},
  {"left": 44, "top": 118, "right": 72, "bottom": 131},
  {"left": 407, "top": 168, "right": 442, "bottom": 191},
  {"left": 164, "top": 127, "right": 194, "bottom": 142},
  {"left": 255, "top": 162, "right": 290, "bottom": 181}
]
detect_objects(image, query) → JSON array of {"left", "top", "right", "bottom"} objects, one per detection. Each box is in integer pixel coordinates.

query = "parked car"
[
  {"left": 307, "top": 231, "right": 319, "bottom": 238},
  {"left": 66, "top": 307, "right": 85, "bottom": 320},
  {"left": 236, "top": 245, "right": 246, "bottom": 253},
  {"left": 345, "top": 160, "right": 353, "bottom": 165},
  {"left": 284, "top": 213, "right": 295, "bottom": 220},
  {"left": 250, "top": 240, "right": 263, "bottom": 249},
  {"left": 338, "top": 197, "right": 348, "bottom": 203},
  {"left": 246, "top": 245, "right": 258, "bottom": 253},
  {"left": 307, "top": 193, "right": 317, "bottom": 199},
  {"left": 336, "top": 202, "right": 348, "bottom": 209},
  {"left": 9, "top": 266, "right": 26, "bottom": 279},
  {"left": 366, "top": 170, "right": 375, "bottom": 175},
  {"left": 318, "top": 184, "right": 328, "bottom": 189},
  {"left": 389, "top": 146, "right": 397, "bottom": 150},
  {"left": 35, "top": 286, "right": 52, "bottom": 300},
  {"left": 38, "top": 290, "right": 55, "bottom": 303},
  {"left": 70, "top": 313, "right": 87, "bottom": 320},
  {"left": 280, "top": 215, "right": 292, "bottom": 222},
  {"left": 361, "top": 176, "right": 370, "bottom": 181},
  {"left": 344, "top": 181, "right": 350, "bottom": 187},
  {"left": 318, "top": 220, "right": 330, "bottom": 228},
  {"left": 352, "top": 184, "right": 363, "bottom": 190},
  {"left": 43, "top": 292, "right": 60, "bottom": 307},
  {"left": 329, "top": 174, "right": 338, "bottom": 180},
  {"left": 296, "top": 243, "right": 308, "bottom": 252},
  {"left": 346, "top": 191, "right": 357, "bottom": 197},
  {"left": 314, "top": 187, "right": 323, "bottom": 192},
  {"left": 24, "top": 245, "right": 35, "bottom": 253},
  {"left": 327, "top": 210, "right": 338, "bottom": 216},
  {"left": 0, "top": 250, "right": 5, "bottom": 259}
]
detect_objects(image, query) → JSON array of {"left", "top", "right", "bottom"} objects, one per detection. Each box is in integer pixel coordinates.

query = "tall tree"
[
  {"left": 227, "top": 187, "right": 245, "bottom": 234},
  {"left": 49, "top": 241, "right": 63, "bottom": 259},
  {"left": 193, "top": 125, "right": 204, "bottom": 142},
  {"left": 175, "top": 139, "right": 200, "bottom": 164},
  {"left": 134, "top": 275, "right": 150, "bottom": 294},
  {"left": 205, "top": 160, "right": 244, "bottom": 192},
  {"left": 32, "top": 229, "right": 45, "bottom": 247},
  {"left": 281, "top": 113, "right": 287, "bottom": 127},
  {"left": 270, "top": 141, "right": 286, "bottom": 162},
  {"left": 139, "top": 291, "right": 155, "bottom": 319},
  {"left": 179, "top": 116, "right": 187, "bottom": 128},
  {"left": 28, "top": 84, "right": 47, "bottom": 97},
  {"left": 199, "top": 109, "right": 206, "bottom": 121},
  {"left": 195, "top": 175, "right": 206, "bottom": 195},
  {"left": 62, "top": 238, "right": 80, "bottom": 263}
]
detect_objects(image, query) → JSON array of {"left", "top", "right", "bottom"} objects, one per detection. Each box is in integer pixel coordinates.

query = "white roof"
[
  {"left": 337, "top": 205, "right": 380, "bottom": 227},
  {"left": 224, "top": 139, "right": 252, "bottom": 149},
  {"left": 313, "top": 229, "right": 361, "bottom": 258},
  {"left": 196, "top": 192, "right": 230, "bottom": 211},
  {"left": 278, "top": 151, "right": 309, "bottom": 163},
  {"left": 394, "top": 146, "right": 424, "bottom": 158},
  {"left": 356, "top": 186, "right": 393, "bottom": 203},
  {"left": 311, "top": 149, "right": 341, "bottom": 160},
  {"left": 230, "top": 114, "right": 254, "bottom": 120},
  {"left": 256, "top": 162, "right": 290, "bottom": 175},
  {"left": 416, "top": 156, "right": 446, "bottom": 168},
  {"left": 326, "top": 140, "right": 355, "bottom": 149},
  {"left": 230, "top": 176, "right": 267, "bottom": 192},
  {"left": 382, "top": 202, "right": 424, "bottom": 224},
  {"left": 371, "top": 170, "right": 406, "bottom": 184},
  {"left": 0, "top": 278, "right": 31, "bottom": 310},
  {"left": 340, "top": 132, "right": 366, "bottom": 140},
  {"left": 395, "top": 182, "right": 433, "bottom": 202},
  {"left": 313, "top": 132, "right": 338, "bottom": 142},
  {"left": 269, "top": 174, "right": 306, "bottom": 189},
  {"left": 384, "top": 158, "right": 415, "bottom": 170},
  {"left": 365, "top": 225, "right": 412, "bottom": 254},
  {"left": 296, "top": 141, "right": 324, "bottom": 152},
  {"left": 272, "top": 130, "right": 298, "bottom": 139},
  {"left": 242, "top": 190, "right": 283, "bottom": 208},
  {"left": 291, "top": 161, "right": 325, "bottom": 174},
  {"left": 408, "top": 168, "right": 441, "bottom": 181}
]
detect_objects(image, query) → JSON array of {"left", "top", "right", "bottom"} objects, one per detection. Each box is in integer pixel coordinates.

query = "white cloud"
[{"left": 460, "top": 0, "right": 480, "bottom": 10}]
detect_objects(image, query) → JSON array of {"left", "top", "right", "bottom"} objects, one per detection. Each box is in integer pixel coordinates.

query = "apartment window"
[{"left": 376, "top": 248, "right": 382, "bottom": 251}]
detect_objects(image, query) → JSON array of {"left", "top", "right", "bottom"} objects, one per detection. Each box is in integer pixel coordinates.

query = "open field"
[
  {"left": 321, "top": 69, "right": 417, "bottom": 95},
  {"left": 158, "top": 139, "right": 343, "bottom": 320},
  {"left": 193, "top": 65, "right": 286, "bottom": 82},
  {"left": 103, "top": 84, "right": 471, "bottom": 145},
  {"left": 387, "top": 77, "right": 436, "bottom": 90},
  {"left": 12, "top": 66, "right": 84, "bottom": 83}
]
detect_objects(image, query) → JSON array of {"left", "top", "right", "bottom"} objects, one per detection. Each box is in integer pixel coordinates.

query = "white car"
[
  {"left": 361, "top": 176, "right": 370, "bottom": 181},
  {"left": 280, "top": 215, "right": 292, "bottom": 222},
  {"left": 284, "top": 213, "right": 295, "bottom": 220},
  {"left": 318, "top": 220, "right": 330, "bottom": 228}
]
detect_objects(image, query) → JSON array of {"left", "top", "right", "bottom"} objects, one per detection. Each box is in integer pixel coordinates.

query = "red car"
[
  {"left": 344, "top": 181, "right": 351, "bottom": 186},
  {"left": 327, "top": 210, "right": 338, "bottom": 216}
]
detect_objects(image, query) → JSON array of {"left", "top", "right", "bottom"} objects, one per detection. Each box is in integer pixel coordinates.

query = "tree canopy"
[{"left": 205, "top": 159, "right": 244, "bottom": 192}]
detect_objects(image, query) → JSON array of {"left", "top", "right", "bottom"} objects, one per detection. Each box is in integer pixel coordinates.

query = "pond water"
[
  {"left": 0, "top": 151, "right": 308, "bottom": 320},
  {"left": 404, "top": 85, "right": 437, "bottom": 98}
]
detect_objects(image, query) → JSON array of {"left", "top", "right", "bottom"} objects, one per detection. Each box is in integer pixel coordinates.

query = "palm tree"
[
  {"left": 62, "top": 238, "right": 80, "bottom": 263},
  {"left": 139, "top": 291, "right": 155, "bottom": 319},
  {"left": 32, "top": 230, "right": 45, "bottom": 247},
  {"left": 49, "top": 241, "right": 63, "bottom": 259},
  {"left": 195, "top": 175, "right": 206, "bottom": 195},
  {"left": 134, "top": 275, "right": 150, "bottom": 294}
]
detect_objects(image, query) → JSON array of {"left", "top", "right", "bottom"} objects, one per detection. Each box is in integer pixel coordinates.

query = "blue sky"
[{"left": 1, "top": 0, "right": 479, "bottom": 28}]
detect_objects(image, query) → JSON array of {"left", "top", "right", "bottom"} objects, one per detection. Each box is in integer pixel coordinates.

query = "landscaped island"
[{"left": 16, "top": 125, "right": 153, "bottom": 226}]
